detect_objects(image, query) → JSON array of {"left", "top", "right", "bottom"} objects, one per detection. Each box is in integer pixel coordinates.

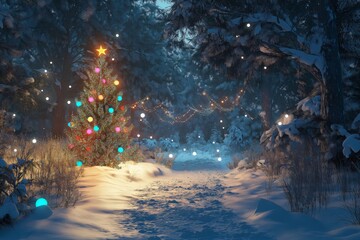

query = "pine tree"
[{"left": 66, "top": 46, "right": 138, "bottom": 167}]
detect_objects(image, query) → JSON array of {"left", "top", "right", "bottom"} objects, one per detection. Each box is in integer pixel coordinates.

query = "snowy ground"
[{"left": 1, "top": 153, "right": 360, "bottom": 239}]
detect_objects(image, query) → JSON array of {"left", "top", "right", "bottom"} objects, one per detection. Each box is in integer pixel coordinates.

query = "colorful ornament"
[
  {"left": 95, "top": 67, "right": 100, "bottom": 73},
  {"left": 120, "top": 106, "right": 125, "bottom": 111},
  {"left": 102, "top": 79, "right": 106, "bottom": 84},
  {"left": 76, "top": 160, "right": 83, "bottom": 167},
  {"left": 76, "top": 101, "right": 82, "bottom": 107},
  {"left": 114, "top": 80, "right": 120, "bottom": 86},
  {"left": 67, "top": 122, "right": 73, "bottom": 127},
  {"left": 88, "top": 97, "right": 95, "bottom": 103},
  {"left": 35, "top": 198, "right": 48, "bottom": 207},
  {"left": 87, "top": 117, "right": 94, "bottom": 122},
  {"left": 118, "top": 147, "right": 124, "bottom": 153},
  {"left": 108, "top": 107, "right": 114, "bottom": 113},
  {"left": 115, "top": 127, "right": 121, "bottom": 133},
  {"left": 86, "top": 129, "right": 93, "bottom": 135},
  {"left": 98, "top": 95, "right": 104, "bottom": 100},
  {"left": 94, "top": 125, "right": 100, "bottom": 132},
  {"left": 68, "top": 144, "right": 74, "bottom": 149},
  {"left": 96, "top": 45, "right": 107, "bottom": 56},
  {"left": 117, "top": 96, "right": 123, "bottom": 102}
]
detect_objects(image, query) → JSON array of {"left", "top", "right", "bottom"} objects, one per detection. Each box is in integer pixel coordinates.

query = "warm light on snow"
[
  {"left": 140, "top": 113, "right": 146, "bottom": 118},
  {"left": 35, "top": 198, "right": 48, "bottom": 207},
  {"left": 169, "top": 154, "right": 174, "bottom": 158},
  {"left": 32, "top": 138, "right": 37, "bottom": 144},
  {"left": 192, "top": 151, "right": 197, "bottom": 156},
  {"left": 277, "top": 121, "right": 283, "bottom": 126}
]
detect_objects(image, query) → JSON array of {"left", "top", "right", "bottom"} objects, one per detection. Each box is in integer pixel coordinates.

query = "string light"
[
  {"left": 115, "top": 127, "right": 121, "bottom": 133},
  {"left": 217, "top": 157, "right": 222, "bottom": 161},
  {"left": 49, "top": 61, "right": 53, "bottom": 64},
  {"left": 109, "top": 107, "right": 114, "bottom": 113},
  {"left": 263, "top": 66, "right": 267, "bottom": 70},
  {"left": 32, "top": 138, "right": 37, "bottom": 144},
  {"left": 88, "top": 97, "right": 95, "bottom": 103},
  {"left": 67, "top": 100, "right": 71, "bottom": 104},
  {"left": 76, "top": 101, "right": 82, "bottom": 107},
  {"left": 169, "top": 153, "right": 174, "bottom": 158},
  {"left": 131, "top": 87, "right": 254, "bottom": 124},
  {"left": 278, "top": 122, "right": 283, "bottom": 126},
  {"left": 150, "top": 136, "right": 153, "bottom": 139},
  {"left": 86, "top": 129, "right": 93, "bottom": 135},
  {"left": 246, "top": 23, "right": 251, "bottom": 27},
  {"left": 114, "top": 80, "right": 120, "bottom": 86},
  {"left": 45, "top": 97, "right": 49, "bottom": 101},
  {"left": 69, "top": 85, "right": 72, "bottom": 88},
  {"left": 98, "top": 95, "right": 104, "bottom": 100},
  {"left": 285, "top": 114, "right": 289, "bottom": 118},
  {"left": 115, "top": 33, "right": 119, "bottom": 37},
  {"left": 94, "top": 125, "right": 100, "bottom": 132},
  {"left": 44, "top": 69, "right": 48, "bottom": 73},
  {"left": 137, "top": 134, "right": 140, "bottom": 138},
  {"left": 14, "top": 148, "right": 17, "bottom": 152},
  {"left": 192, "top": 151, "right": 197, "bottom": 156},
  {"left": 87, "top": 117, "right": 94, "bottom": 122},
  {"left": 140, "top": 113, "right": 145, "bottom": 118}
]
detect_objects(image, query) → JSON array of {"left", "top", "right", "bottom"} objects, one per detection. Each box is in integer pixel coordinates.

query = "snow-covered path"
[
  {"left": 0, "top": 161, "right": 274, "bottom": 240},
  {"left": 116, "top": 171, "right": 273, "bottom": 240}
]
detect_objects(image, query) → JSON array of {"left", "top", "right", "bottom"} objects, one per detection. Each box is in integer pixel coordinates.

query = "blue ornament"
[
  {"left": 76, "top": 160, "right": 83, "bottom": 167},
  {"left": 108, "top": 107, "right": 114, "bottom": 114},
  {"left": 117, "top": 96, "right": 123, "bottom": 102},
  {"left": 67, "top": 122, "right": 72, "bottom": 127},
  {"left": 35, "top": 198, "right": 48, "bottom": 207},
  {"left": 76, "top": 101, "right": 82, "bottom": 107},
  {"left": 93, "top": 125, "right": 100, "bottom": 132},
  {"left": 118, "top": 147, "right": 124, "bottom": 153}
]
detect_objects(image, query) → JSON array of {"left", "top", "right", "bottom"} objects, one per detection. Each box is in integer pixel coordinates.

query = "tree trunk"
[
  {"left": 319, "top": 0, "right": 344, "bottom": 125},
  {"left": 261, "top": 70, "right": 272, "bottom": 130},
  {"left": 51, "top": 49, "right": 72, "bottom": 137}
]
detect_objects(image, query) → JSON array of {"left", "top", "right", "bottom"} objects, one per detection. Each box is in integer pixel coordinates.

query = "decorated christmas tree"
[{"left": 66, "top": 45, "right": 138, "bottom": 167}]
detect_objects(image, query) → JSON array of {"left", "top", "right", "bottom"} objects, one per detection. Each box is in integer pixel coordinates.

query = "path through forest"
[{"left": 115, "top": 169, "right": 273, "bottom": 240}]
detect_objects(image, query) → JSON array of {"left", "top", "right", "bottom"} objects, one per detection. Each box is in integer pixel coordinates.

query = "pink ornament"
[
  {"left": 95, "top": 67, "right": 100, "bottom": 73},
  {"left": 88, "top": 96, "right": 94, "bottom": 103},
  {"left": 115, "top": 127, "right": 121, "bottom": 133},
  {"left": 102, "top": 79, "right": 106, "bottom": 84},
  {"left": 68, "top": 144, "right": 74, "bottom": 149},
  {"left": 86, "top": 129, "right": 93, "bottom": 135}
]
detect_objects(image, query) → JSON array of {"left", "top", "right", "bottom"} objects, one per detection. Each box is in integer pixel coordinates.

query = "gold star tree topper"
[{"left": 96, "top": 45, "right": 107, "bottom": 56}]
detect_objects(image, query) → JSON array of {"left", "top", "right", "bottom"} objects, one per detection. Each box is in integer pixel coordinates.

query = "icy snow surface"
[{"left": 1, "top": 154, "right": 360, "bottom": 239}]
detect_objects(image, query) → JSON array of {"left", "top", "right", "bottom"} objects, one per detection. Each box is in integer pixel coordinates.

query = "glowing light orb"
[
  {"left": 115, "top": 33, "right": 119, "bottom": 37},
  {"left": 111, "top": 58, "right": 115, "bottom": 61},
  {"left": 86, "top": 129, "right": 93, "bottom": 135},
  {"left": 217, "top": 157, "right": 222, "bottom": 161},
  {"left": 183, "top": 148, "right": 186, "bottom": 151},
  {"left": 285, "top": 114, "right": 289, "bottom": 118},
  {"left": 150, "top": 136, "right": 153, "bottom": 139},
  {"left": 69, "top": 85, "right": 72, "bottom": 88},
  {"left": 115, "top": 127, "right": 121, "bottom": 133},
  {"left": 140, "top": 113, "right": 145, "bottom": 118},
  {"left": 192, "top": 151, "right": 197, "bottom": 156},
  {"left": 102, "top": 79, "right": 106, "bottom": 84},
  {"left": 87, "top": 117, "right": 94, "bottom": 122},
  {"left": 198, "top": 135, "right": 201, "bottom": 139},
  {"left": 32, "top": 138, "right": 37, "bottom": 144},
  {"left": 76, "top": 101, "right": 82, "bottom": 107},
  {"left": 108, "top": 107, "right": 114, "bottom": 113},
  {"left": 245, "top": 114, "right": 248, "bottom": 117},
  {"left": 137, "top": 134, "right": 140, "bottom": 138},
  {"left": 67, "top": 122, "right": 73, "bottom": 127},
  {"left": 278, "top": 122, "right": 283, "bottom": 126},
  {"left": 216, "top": 149, "right": 220, "bottom": 153},
  {"left": 117, "top": 96, "right": 123, "bottom": 102},
  {"left": 35, "top": 198, "right": 48, "bottom": 207},
  {"left": 94, "top": 125, "right": 100, "bottom": 132},
  {"left": 118, "top": 147, "right": 124, "bottom": 153},
  {"left": 76, "top": 160, "right": 83, "bottom": 167},
  {"left": 264, "top": 66, "right": 267, "bottom": 70},
  {"left": 98, "top": 95, "right": 104, "bottom": 100},
  {"left": 67, "top": 100, "right": 71, "bottom": 104},
  {"left": 13, "top": 113, "right": 16, "bottom": 117},
  {"left": 169, "top": 154, "right": 174, "bottom": 158},
  {"left": 88, "top": 97, "right": 94, "bottom": 103},
  {"left": 45, "top": 97, "right": 49, "bottom": 101},
  {"left": 246, "top": 23, "right": 251, "bottom": 27},
  {"left": 114, "top": 80, "right": 120, "bottom": 86},
  {"left": 220, "top": 120, "right": 223, "bottom": 123},
  {"left": 212, "top": 141, "right": 215, "bottom": 144},
  {"left": 95, "top": 67, "right": 100, "bottom": 73},
  {"left": 14, "top": 149, "right": 17, "bottom": 152}
]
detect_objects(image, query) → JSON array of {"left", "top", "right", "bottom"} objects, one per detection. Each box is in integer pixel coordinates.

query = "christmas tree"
[{"left": 66, "top": 45, "right": 138, "bottom": 167}]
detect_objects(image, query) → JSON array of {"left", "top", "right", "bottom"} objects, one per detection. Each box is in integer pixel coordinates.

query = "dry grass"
[{"left": 1, "top": 136, "right": 83, "bottom": 208}]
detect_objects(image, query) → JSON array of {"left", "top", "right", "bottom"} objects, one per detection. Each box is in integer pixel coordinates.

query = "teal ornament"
[
  {"left": 93, "top": 125, "right": 100, "bottom": 132},
  {"left": 117, "top": 96, "right": 123, "bottom": 102},
  {"left": 118, "top": 147, "right": 124, "bottom": 153},
  {"left": 76, "top": 101, "right": 82, "bottom": 107},
  {"left": 76, "top": 160, "right": 83, "bottom": 167},
  {"left": 108, "top": 107, "right": 114, "bottom": 114},
  {"left": 35, "top": 198, "right": 48, "bottom": 207}
]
